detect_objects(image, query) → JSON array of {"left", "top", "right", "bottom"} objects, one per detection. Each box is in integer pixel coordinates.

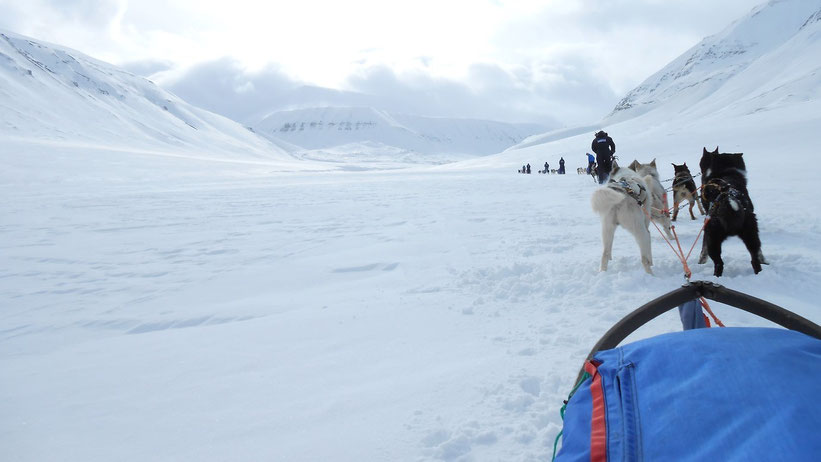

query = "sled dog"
[
  {"left": 628, "top": 159, "right": 674, "bottom": 240},
  {"left": 591, "top": 162, "right": 653, "bottom": 274},
  {"left": 697, "top": 147, "right": 767, "bottom": 276},
  {"left": 671, "top": 162, "right": 705, "bottom": 220}
]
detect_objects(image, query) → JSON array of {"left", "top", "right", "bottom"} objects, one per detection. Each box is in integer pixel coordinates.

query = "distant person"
[
  {"left": 586, "top": 152, "right": 595, "bottom": 174},
  {"left": 558, "top": 157, "right": 565, "bottom": 174},
  {"left": 521, "top": 165, "right": 526, "bottom": 174},
  {"left": 544, "top": 161, "right": 549, "bottom": 174},
  {"left": 526, "top": 163, "right": 531, "bottom": 174},
  {"left": 592, "top": 130, "right": 616, "bottom": 184}
]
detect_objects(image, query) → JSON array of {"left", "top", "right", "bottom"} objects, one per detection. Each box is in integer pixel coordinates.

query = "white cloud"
[{"left": 0, "top": 0, "right": 764, "bottom": 124}]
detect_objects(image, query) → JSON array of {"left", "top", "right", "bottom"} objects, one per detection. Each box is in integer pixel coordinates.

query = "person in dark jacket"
[
  {"left": 526, "top": 163, "right": 531, "bottom": 174},
  {"left": 586, "top": 152, "right": 595, "bottom": 174},
  {"left": 558, "top": 157, "right": 565, "bottom": 174},
  {"left": 592, "top": 131, "right": 616, "bottom": 184},
  {"left": 544, "top": 161, "right": 549, "bottom": 173}
]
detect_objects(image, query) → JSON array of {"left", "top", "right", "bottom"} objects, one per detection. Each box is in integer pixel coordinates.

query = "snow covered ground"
[{"left": 3, "top": 102, "right": 821, "bottom": 461}]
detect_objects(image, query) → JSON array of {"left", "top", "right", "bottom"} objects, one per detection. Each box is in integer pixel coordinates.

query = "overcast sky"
[{"left": 0, "top": 0, "right": 764, "bottom": 125}]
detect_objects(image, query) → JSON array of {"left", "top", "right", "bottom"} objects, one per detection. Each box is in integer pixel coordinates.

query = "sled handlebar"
[{"left": 575, "top": 281, "right": 821, "bottom": 383}]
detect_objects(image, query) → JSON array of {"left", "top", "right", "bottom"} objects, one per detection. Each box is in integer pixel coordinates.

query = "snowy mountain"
[
  {"left": 252, "top": 106, "right": 545, "bottom": 158},
  {"left": 606, "top": 0, "right": 821, "bottom": 123},
  {"left": 0, "top": 30, "right": 291, "bottom": 161}
]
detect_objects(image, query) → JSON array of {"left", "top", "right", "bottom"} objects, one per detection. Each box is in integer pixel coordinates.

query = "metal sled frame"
[{"left": 576, "top": 281, "right": 821, "bottom": 382}]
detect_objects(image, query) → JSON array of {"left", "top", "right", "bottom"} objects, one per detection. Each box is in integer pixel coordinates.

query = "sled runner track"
[{"left": 575, "top": 281, "right": 821, "bottom": 382}]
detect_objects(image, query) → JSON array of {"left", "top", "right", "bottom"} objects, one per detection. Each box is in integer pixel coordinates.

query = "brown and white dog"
[{"left": 671, "top": 162, "right": 705, "bottom": 220}]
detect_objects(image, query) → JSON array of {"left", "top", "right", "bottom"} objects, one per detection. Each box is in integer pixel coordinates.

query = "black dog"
[{"left": 697, "top": 147, "right": 766, "bottom": 276}]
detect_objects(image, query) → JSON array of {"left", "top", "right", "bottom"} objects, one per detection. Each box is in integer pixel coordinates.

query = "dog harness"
[
  {"left": 610, "top": 179, "right": 647, "bottom": 206},
  {"left": 704, "top": 179, "right": 747, "bottom": 214}
]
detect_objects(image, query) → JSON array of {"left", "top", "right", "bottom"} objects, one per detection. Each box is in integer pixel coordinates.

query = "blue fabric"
[
  {"left": 678, "top": 299, "right": 707, "bottom": 330},
  {"left": 556, "top": 328, "right": 821, "bottom": 461}
]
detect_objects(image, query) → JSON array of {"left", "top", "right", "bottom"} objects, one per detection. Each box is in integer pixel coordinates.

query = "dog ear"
[
  {"left": 650, "top": 159, "right": 656, "bottom": 167},
  {"left": 683, "top": 162, "right": 687, "bottom": 167},
  {"left": 703, "top": 147, "right": 708, "bottom": 154}
]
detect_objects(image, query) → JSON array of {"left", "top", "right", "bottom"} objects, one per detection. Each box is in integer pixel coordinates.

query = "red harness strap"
[{"left": 584, "top": 360, "right": 607, "bottom": 462}]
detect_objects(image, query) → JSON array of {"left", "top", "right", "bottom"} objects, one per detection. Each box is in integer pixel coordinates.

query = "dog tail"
[{"left": 591, "top": 187, "right": 628, "bottom": 216}]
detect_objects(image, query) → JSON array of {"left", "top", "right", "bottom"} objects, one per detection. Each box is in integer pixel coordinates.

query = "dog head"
[
  {"left": 709, "top": 152, "right": 746, "bottom": 175},
  {"left": 700, "top": 147, "right": 719, "bottom": 178},
  {"left": 611, "top": 160, "right": 621, "bottom": 176},
  {"left": 672, "top": 162, "right": 692, "bottom": 176},
  {"left": 628, "top": 158, "right": 659, "bottom": 180},
  {"left": 610, "top": 160, "right": 643, "bottom": 182}
]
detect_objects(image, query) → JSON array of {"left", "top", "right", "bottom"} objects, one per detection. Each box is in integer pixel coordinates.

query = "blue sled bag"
[{"left": 554, "top": 282, "right": 821, "bottom": 462}]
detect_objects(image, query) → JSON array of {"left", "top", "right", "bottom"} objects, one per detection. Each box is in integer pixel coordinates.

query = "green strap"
[
  {"left": 551, "top": 429, "right": 563, "bottom": 461},
  {"left": 551, "top": 371, "right": 591, "bottom": 461}
]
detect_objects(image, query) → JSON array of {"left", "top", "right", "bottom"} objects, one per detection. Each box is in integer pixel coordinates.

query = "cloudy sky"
[{"left": 0, "top": 0, "right": 764, "bottom": 125}]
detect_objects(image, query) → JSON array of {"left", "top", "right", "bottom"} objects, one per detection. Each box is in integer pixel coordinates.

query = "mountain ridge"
[
  {"left": 0, "top": 29, "right": 292, "bottom": 161},
  {"left": 606, "top": 0, "right": 821, "bottom": 123},
  {"left": 252, "top": 106, "right": 547, "bottom": 157}
]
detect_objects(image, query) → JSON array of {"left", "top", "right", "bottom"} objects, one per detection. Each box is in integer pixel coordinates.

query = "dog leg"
[
  {"left": 636, "top": 226, "right": 654, "bottom": 275},
  {"left": 663, "top": 218, "right": 674, "bottom": 240},
  {"left": 623, "top": 208, "right": 654, "bottom": 274},
  {"left": 688, "top": 198, "right": 697, "bottom": 220},
  {"left": 740, "top": 218, "right": 764, "bottom": 274},
  {"left": 705, "top": 230, "right": 724, "bottom": 277},
  {"left": 696, "top": 195, "right": 706, "bottom": 215},
  {"left": 697, "top": 229, "right": 709, "bottom": 264},
  {"left": 600, "top": 218, "right": 616, "bottom": 271},
  {"left": 698, "top": 244, "right": 708, "bottom": 264},
  {"left": 672, "top": 197, "right": 680, "bottom": 221}
]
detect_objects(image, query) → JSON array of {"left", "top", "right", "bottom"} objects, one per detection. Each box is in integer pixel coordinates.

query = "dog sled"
[{"left": 552, "top": 281, "right": 821, "bottom": 461}]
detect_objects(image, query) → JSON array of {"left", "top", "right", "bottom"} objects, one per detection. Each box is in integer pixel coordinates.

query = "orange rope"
[
  {"left": 670, "top": 226, "right": 692, "bottom": 280},
  {"left": 685, "top": 217, "right": 710, "bottom": 261},
  {"left": 699, "top": 297, "right": 725, "bottom": 327},
  {"left": 644, "top": 209, "right": 726, "bottom": 327},
  {"left": 647, "top": 211, "right": 686, "bottom": 265},
  {"left": 646, "top": 183, "right": 726, "bottom": 328}
]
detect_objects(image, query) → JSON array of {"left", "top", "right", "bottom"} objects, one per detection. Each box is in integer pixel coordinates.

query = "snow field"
[{"left": 3, "top": 132, "right": 819, "bottom": 461}]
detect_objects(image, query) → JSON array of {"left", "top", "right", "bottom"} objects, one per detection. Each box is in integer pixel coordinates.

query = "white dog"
[
  {"left": 628, "top": 159, "right": 674, "bottom": 240},
  {"left": 591, "top": 162, "right": 653, "bottom": 274}
]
